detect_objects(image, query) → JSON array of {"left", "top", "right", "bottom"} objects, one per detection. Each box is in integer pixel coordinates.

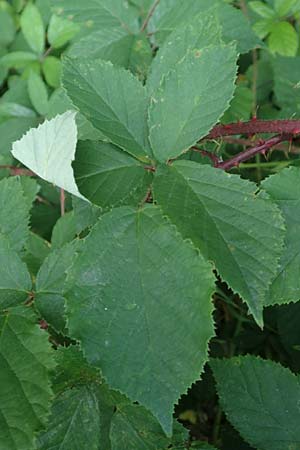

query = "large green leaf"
[
  {"left": 12, "top": 111, "right": 86, "bottom": 199},
  {"left": 147, "top": 10, "right": 222, "bottom": 93},
  {"left": 73, "top": 140, "right": 152, "bottom": 208},
  {"left": 0, "top": 177, "right": 30, "bottom": 251},
  {"left": 148, "top": 0, "right": 261, "bottom": 53},
  {"left": 211, "top": 355, "right": 300, "bottom": 450},
  {"left": 66, "top": 205, "right": 215, "bottom": 435},
  {"left": 51, "top": 0, "right": 139, "bottom": 33},
  {"left": 153, "top": 162, "right": 285, "bottom": 325},
  {"left": 62, "top": 58, "right": 152, "bottom": 161},
  {"left": 262, "top": 167, "right": 300, "bottom": 305},
  {"left": 110, "top": 404, "right": 170, "bottom": 449},
  {"left": 0, "top": 306, "right": 55, "bottom": 450},
  {"left": 0, "top": 236, "right": 31, "bottom": 310},
  {"left": 148, "top": 46, "right": 237, "bottom": 162}
]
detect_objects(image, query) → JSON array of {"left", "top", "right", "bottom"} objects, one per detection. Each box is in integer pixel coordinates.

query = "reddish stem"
[
  {"left": 0, "top": 165, "right": 35, "bottom": 176},
  {"left": 204, "top": 119, "right": 300, "bottom": 140},
  {"left": 60, "top": 188, "right": 65, "bottom": 216},
  {"left": 215, "top": 134, "right": 291, "bottom": 170},
  {"left": 191, "top": 147, "right": 221, "bottom": 165}
]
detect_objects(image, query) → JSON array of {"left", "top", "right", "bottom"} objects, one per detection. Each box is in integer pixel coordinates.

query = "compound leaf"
[
  {"left": 153, "top": 162, "right": 285, "bottom": 325},
  {"left": 66, "top": 205, "right": 215, "bottom": 435}
]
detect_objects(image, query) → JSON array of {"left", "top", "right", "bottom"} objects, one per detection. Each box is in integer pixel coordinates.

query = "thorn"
[
  {"left": 39, "top": 320, "right": 48, "bottom": 330},
  {"left": 261, "top": 150, "right": 268, "bottom": 160}
]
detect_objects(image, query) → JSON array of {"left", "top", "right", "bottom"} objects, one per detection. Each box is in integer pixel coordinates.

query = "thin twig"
[
  {"left": 215, "top": 134, "right": 292, "bottom": 170},
  {"left": 60, "top": 188, "right": 65, "bottom": 216},
  {"left": 140, "top": 0, "right": 160, "bottom": 32},
  {"left": 221, "top": 136, "right": 300, "bottom": 153},
  {"left": 191, "top": 147, "right": 221, "bottom": 165}
]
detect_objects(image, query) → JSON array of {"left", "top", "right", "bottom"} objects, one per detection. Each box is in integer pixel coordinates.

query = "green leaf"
[
  {"left": 38, "top": 345, "right": 126, "bottom": 450},
  {"left": 51, "top": 0, "right": 139, "bottom": 33},
  {"left": 73, "top": 141, "right": 152, "bottom": 208},
  {"left": 221, "top": 85, "right": 253, "bottom": 123},
  {"left": 147, "top": 11, "right": 222, "bottom": 93},
  {"left": 27, "top": 71, "right": 49, "bottom": 116},
  {"left": 262, "top": 167, "right": 300, "bottom": 305},
  {"left": 0, "top": 10, "right": 16, "bottom": 46},
  {"left": 274, "top": 0, "right": 298, "bottom": 16},
  {"left": 148, "top": 0, "right": 261, "bottom": 53},
  {"left": 68, "top": 31, "right": 152, "bottom": 80},
  {"left": 72, "top": 197, "right": 102, "bottom": 233},
  {"left": 153, "top": 162, "right": 285, "bottom": 325},
  {"left": 66, "top": 205, "right": 215, "bottom": 435},
  {"left": 42, "top": 56, "right": 62, "bottom": 88},
  {"left": 22, "top": 232, "right": 50, "bottom": 276},
  {"left": 249, "top": 1, "right": 275, "bottom": 18},
  {"left": 35, "top": 241, "right": 80, "bottom": 332},
  {"left": 0, "top": 102, "right": 36, "bottom": 119},
  {"left": 48, "top": 14, "right": 80, "bottom": 49},
  {"left": 19, "top": 176, "right": 40, "bottom": 210},
  {"left": 211, "top": 355, "right": 300, "bottom": 450},
  {"left": 0, "top": 117, "right": 40, "bottom": 156},
  {"left": 12, "top": 111, "right": 86, "bottom": 199},
  {"left": 51, "top": 211, "right": 77, "bottom": 249},
  {"left": 0, "top": 306, "right": 55, "bottom": 450},
  {"left": 62, "top": 58, "right": 152, "bottom": 161},
  {"left": 148, "top": 46, "right": 237, "bottom": 162},
  {"left": 52, "top": 345, "right": 101, "bottom": 393},
  {"left": 47, "top": 87, "right": 105, "bottom": 141},
  {"left": 268, "top": 21, "right": 298, "bottom": 56},
  {"left": 252, "top": 18, "right": 274, "bottom": 39},
  {"left": 20, "top": 3, "right": 45, "bottom": 55},
  {"left": 272, "top": 55, "right": 300, "bottom": 109},
  {"left": 110, "top": 404, "right": 170, "bottom": 449},
  {"left": 0, "top": 51, "right": 38, "bottom": 69},
  {"left": 36, "top": 385, "right": 102, "bottom": 450},
  {"left": 0, "top": 177, "right": 30, "bottom": 251},
  {"left": 0, "top": 236, "right": 32, "bottom": 310}
]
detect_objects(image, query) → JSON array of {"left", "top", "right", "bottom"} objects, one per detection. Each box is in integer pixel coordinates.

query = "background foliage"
[{"left": 1, "top": 0, "right": 300, "bottom": 449}]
